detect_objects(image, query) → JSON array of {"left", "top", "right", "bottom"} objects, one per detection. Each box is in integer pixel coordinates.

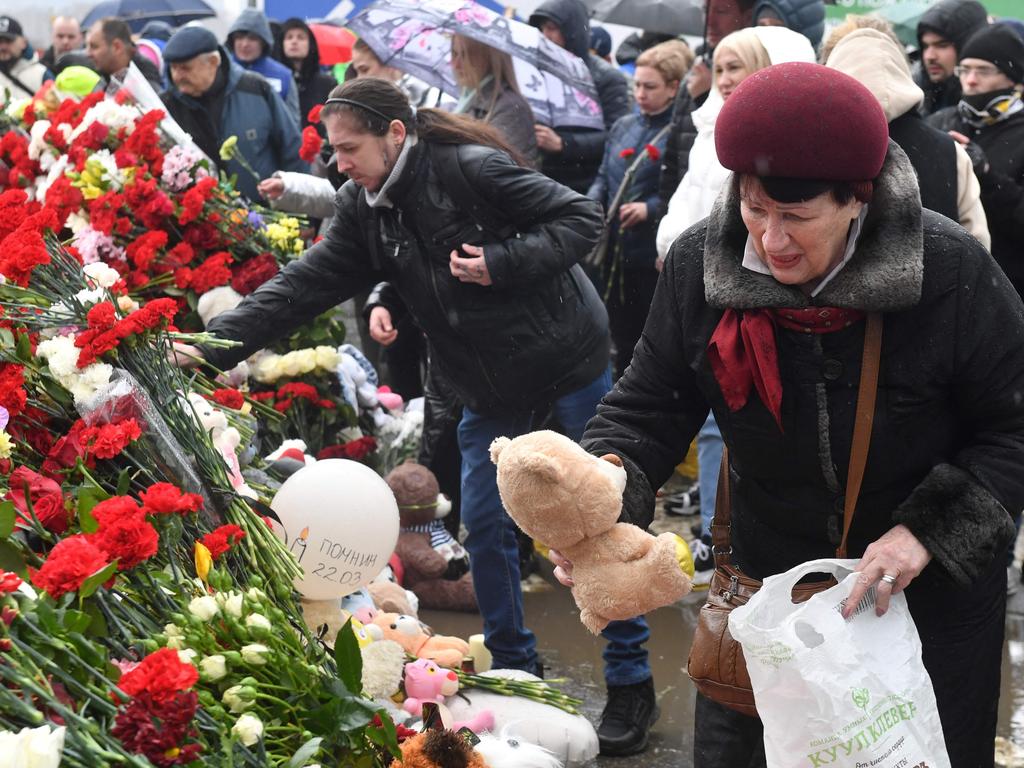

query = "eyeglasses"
[{"left": 954, "top": 64, "right": 1002, "bottom": 78}]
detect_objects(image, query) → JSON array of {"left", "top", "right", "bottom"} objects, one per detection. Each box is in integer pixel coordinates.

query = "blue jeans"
[
  {"left": 458, "top": 370, "right": 651, "bottom": 686},
  {"left": 697, "top": 413, "right": 723, "bottom": 539}
]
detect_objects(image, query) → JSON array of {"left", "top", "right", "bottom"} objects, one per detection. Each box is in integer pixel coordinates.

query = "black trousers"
[
  {"left": 605, "top": 265, "right": 659, "bottom": 380},
  {"left": 694, "top": 555, "right": 1006, "bottom": 768}
]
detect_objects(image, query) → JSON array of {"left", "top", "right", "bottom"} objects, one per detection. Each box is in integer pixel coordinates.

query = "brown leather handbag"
[{"left": 686, "top": 313, "right": 883, "bottom": 717}]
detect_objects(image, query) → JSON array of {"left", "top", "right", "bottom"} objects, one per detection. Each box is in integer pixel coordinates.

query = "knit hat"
[
  {"left": 716, "top": 62, "right": 889, "bottom": 182},
  {"left": 164, "top": 27, "right": 219, "bottom": 63},
  {"left": 959, "top": 24, "right": 1024, "bottom": 84}
]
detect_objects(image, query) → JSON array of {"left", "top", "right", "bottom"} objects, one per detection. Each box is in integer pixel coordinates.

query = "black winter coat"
[
  {"left": 204, "top": 141, "right": 609, "bottom": 415},
  {"left": 528, "top": 0, "right": 631, "bottom": 193},
  {"left": 928, "top": 107, "right": 1024, "bottom": 294},
  {"left": 914, "top": 0, "right": 988, "bottom": 116},
  {"left": 583, "top": 141, "right": 1024, "bottom": 594}
]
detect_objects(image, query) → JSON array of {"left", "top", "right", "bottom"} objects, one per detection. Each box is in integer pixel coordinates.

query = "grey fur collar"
[{"left": 703, "top": 141, "right": 924, "bottom": 311}]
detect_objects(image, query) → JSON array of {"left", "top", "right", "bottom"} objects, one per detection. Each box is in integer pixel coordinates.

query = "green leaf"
[
  {"left": 76, "top": 486, "right": 109, "bottom": 534},
  {"left": 0, "top": 500, "right": 16, "bottom": 539},
  {"left": 0, "top": 327, "right": 15, "bottom": 350},
  {"left": 77, "top": 561, "right": 118, "bottom": 599},
  {"left": 286, "top": 737, "right": 324, "bottom": 768},
  {"left": 14, "top": 331, "right": 30, "bottom": 361},
  {"left": 116, "top": 469, "right": 132, "bottom": 497},
  {"left": 62, "top": 609, "right": 92, "bottom": 634},
  {"left": 0, "top": 539, "right": 26, "bottom": 574},
  {"left": 333, "top": 617, "right": 363, "bottom": 695}
]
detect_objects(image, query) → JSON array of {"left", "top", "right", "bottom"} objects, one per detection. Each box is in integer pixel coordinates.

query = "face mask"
[{"left": 958, "top": 86, "right": 1024, "bottom": 127}]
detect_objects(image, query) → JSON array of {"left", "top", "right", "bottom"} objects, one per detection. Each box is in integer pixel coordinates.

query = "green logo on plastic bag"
[{"left": 851, "top": 687, "right": 870, "bottom": 710}]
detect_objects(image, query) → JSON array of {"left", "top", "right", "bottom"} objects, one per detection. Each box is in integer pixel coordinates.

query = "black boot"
[{"left": 597, "top": 677, "right": 659, "bottom": 757}]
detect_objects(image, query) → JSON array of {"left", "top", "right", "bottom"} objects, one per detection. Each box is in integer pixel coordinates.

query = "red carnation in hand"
[
  {"left": 200, "top": 524, "right": 246, "bottom": 560},
  {"left": 6, "top": 466, "right": 70, "bottom": 534},
  {"left": 139, "top": 482, "right": 203, "bottom": 516},
  {"left": 31, "top": 535, "right": 110, "bottom": 598},
  {"left": 117, "top": 647, "right": 199, "bottom": 702},
  {"left": 645, "top": 143, "right": 661, "bottom": 162},
  {"left": 92, "top": 515, "right": 159, "bottom": 570},
  {"left": 210, "top": 389, "right": 244, "bottom": 410},
  {"left": 619, "top": 147, "right": 636, "bottom": 159},
  {"left": 307, "top": 104, "right": 323, "bottom": 124},
  {"left": 299, "top": 126, "right": 322, "bottom": 164}
]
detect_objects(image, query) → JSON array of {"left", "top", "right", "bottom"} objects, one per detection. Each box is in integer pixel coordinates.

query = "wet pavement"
[{"left": 420, "top": 478, "right": 1024, "bottom": 768}]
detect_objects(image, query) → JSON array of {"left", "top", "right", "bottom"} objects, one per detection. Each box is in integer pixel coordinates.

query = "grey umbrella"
[{"left": 590, "top": 0, "right": 704, "bottom": 37}]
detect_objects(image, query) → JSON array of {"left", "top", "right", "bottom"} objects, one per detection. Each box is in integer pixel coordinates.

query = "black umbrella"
[
  {"left": 590, "top": 0, "right": 704, "bottom": 37},
  {"left": 82, "top": 0, "right": 215, "bottom": 33}
]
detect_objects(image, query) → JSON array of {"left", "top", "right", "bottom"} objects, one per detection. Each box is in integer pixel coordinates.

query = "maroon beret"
[{"left": 715, "top": 62, "right": 889, "bottom": 182}]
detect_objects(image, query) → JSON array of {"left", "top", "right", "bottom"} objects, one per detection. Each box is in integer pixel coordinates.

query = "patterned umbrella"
[{"left": 348, "top": 0, "right": 603, "bottom": 129}]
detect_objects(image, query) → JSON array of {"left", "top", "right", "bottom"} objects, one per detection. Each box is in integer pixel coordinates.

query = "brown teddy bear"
[
  {"left": 385, "top": 461, "right": 477, "bottom": 613},
  {"left": 490, "top": 430, "right": 692, "bottom": 634},
  {"left": 369, "top": 612, "right": 469, "bottom": 669}
]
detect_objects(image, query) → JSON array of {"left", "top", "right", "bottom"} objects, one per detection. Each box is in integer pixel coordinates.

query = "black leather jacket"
[{"left": 205, "top": 141, "right": 608, "bottom": 415}]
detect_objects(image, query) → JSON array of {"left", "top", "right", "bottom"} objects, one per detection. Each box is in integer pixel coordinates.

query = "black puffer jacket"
[
  {"left": 754, "top": 0, "right": 825, "bottom": 47},
  {"left": 928, "top": 106, "right": 1024, "bottom": 294},
  {"left": 583, "top": 143, "right": 1024, "bottom": 593},
  {"left": 204, "top": 141, "right": 608, "bottom": 415},
  {"left": 914, "top": 0, "right": 989, "bottom": 115},
  {"left": 529, "top": 0, "right": 630, "bottom": 193}
]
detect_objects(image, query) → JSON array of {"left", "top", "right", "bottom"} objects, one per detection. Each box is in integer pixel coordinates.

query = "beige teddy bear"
[{"left": 490, "top": 430, "right": 691, "bottom": 634}]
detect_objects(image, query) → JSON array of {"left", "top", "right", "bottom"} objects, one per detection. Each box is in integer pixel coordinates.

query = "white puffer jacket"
[{"left": 656, "top": 27, "right": 816, "bottom": 259}]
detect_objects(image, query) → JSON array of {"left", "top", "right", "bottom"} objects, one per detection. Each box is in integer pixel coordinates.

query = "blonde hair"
[
  {"left": 819, "top": 14, "right": 903, "bottom": 64},
  {"left": 714, "top": 27, "right": 772, "bottom": 80},
  {"left": 451, "top": 35, "right": 521, "bottom": 117},
  {"left": 635, "top": 39, "right": 693, "bottom": 85}
]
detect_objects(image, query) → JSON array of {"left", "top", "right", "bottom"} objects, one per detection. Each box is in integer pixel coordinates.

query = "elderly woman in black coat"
[{"left": 574, "top": 62, "right": 1024, "bottom": 766}]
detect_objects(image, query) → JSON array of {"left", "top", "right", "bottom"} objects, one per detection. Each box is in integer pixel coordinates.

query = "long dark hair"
[{"left": 321, "top": 78, "right": 525, "bottom": 166}]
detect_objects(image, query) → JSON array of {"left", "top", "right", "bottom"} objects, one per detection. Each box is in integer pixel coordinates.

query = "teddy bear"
[
  {"left": 389, "top": 728, "right": 488, "bottom": 768},
  {"left": 385, "top": 461, "right": 477, "bottom": 613},
  {"left": 185, "top": 392, "right": 256, "bottom": 499},
  {"left": 370, "top": 612, "right": 469, "bottom": 669},
  {"left": 490, "top": 430, "right": 692, "bottom": 634}
]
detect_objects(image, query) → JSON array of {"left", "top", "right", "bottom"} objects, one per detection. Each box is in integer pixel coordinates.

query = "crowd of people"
[{"left": 5, "top": 0, "right": 1024, "bottom": 763}]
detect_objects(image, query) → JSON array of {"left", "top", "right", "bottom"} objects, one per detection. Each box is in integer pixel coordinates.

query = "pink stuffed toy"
[{"left": 402, "top": 659, "right": 460, "bottom": 716}]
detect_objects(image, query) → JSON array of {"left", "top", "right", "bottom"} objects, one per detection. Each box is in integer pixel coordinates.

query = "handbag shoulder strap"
[{"left": 711, "top": 312, "right": 883, "bottom": 566}]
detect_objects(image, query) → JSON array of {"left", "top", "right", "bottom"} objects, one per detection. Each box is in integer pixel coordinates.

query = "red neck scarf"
[{"left": 706, "top": 307, "right": 865, "bottom": 430}]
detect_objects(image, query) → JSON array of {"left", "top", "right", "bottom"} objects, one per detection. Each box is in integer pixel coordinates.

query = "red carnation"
[
  {"left": 230, "top": 252, "right": 278, "bottom": 295},
  {"left": 125, "top": 230, "right": 168, "bottom": 273},
  {"left": 92, "top": 515, "right": 159, "bottom": 570},
  {"left": 6, "top": 466, "right": 70, "bottom": 534},
  {"left": 276, "top": 381, "right": 320, "bottom": 401},
  {"left": 299, "top": 125, "right": 322, "bottom": 164},
  {"left": 91, "top": 496, "right": 146, "bottom": 528},
  {"left": 43, "top": 176, "right": 83, "bottom": 228},
  {"left": 117, "top": 647, "right": 199, "bottom": 702},
  {"left": 200, "top": 524, "right": 246, "bottom": 560},
  {"left": 184, "top": 251, "right": 233, "bottom": 294},
  {"left": 308, "top": 104, "right": 323, "bottom": 124},
  {"left": 81, "top": 419, "right": 142, "bottom": 460},
  {"left": 619, "top": 147, "right": 636, "bottom": 159},
  {"left": 0, "top": 363, "right": 27, "bottom": 419},
  {"left": 645, "top": 143, "right": 661, "bottom": 162},
  {"left": 42, "top": 420, "right": 92, "bottom": 477},
  {"left": 139, "top": 482, "right": 203, "bottom": 516},
  {"left": 210, "top": 389, "right": 244, "bottom": 410},
  {"left": 177, "top": 177, "right": 217, "bottom": 226},
  {"left": 87, "top": 301, "right": 117, "bottom": 330},
  {"left": 31, "top": 535, "right": 110, "bottom": 598},
  {"left": 0, "top": 571, "right": 23, "bottom": 594},
  {"left": 112, "top": 690, "right": 202, "bottom": 767}
]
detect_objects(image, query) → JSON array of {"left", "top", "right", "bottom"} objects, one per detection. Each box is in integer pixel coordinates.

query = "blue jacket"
[
  {"left": 753, "top": 0, "right": 825, "bottom": 48},
  {"left": 162, "top": 51, "right": 308, "bottom": 201},
  {"left": 587, "top": 106, "right": 671, "bottom": 269},
  {"left": 227, "top": 8, "right": 301, "bottom": 123}
]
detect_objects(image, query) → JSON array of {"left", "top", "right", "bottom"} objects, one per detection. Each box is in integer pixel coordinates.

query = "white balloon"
[{"left": 270, "top": 459, "right": 400, "bottom": 600}]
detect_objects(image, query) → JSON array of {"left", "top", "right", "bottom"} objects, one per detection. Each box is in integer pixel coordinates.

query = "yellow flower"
[
  {"left": 0, "top": 430, "right": 13, "bottom": 460},
  {"left": 194, "top": 541, "right": 213, "bottom": 583},
  {"left": 219, "top": 135, "right": 238, "bottom": 162}
]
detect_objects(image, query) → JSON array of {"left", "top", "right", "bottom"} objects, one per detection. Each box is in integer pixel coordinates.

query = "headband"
[{"left": 324, "top": 97, "right": 402, "bottom": 124}]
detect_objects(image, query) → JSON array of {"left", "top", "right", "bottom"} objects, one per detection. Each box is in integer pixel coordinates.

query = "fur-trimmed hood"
[{"left": 703, "top": 140, "right": 923, "bottom": 312}]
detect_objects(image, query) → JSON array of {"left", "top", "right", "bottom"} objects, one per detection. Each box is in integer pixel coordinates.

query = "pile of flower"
[
  {"left": 0, "top": 88, "right": 308, "bottom": 332},
  {"left": 0, "top": 213, "right": 396, "bottom": 764}
]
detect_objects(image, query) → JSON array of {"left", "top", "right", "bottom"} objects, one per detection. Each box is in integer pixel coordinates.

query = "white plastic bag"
[{"left": 728, "top": 558, "right": 951, "bottom": 768}]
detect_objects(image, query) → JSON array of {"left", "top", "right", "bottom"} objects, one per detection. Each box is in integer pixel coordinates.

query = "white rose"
[
  {"left": 280, "top": 351, "right": 305, "bottom": 377},
  {"left": 314, "top": 346, "right": 341, "bottom": 371},
  {"left": 245, "top": 613, "right": 271, "bottom": 632},
  {"left": 83, "top": 261, "right": 121, "bottom": 289},
  {"left": 177, "top": 649, "right": 198, "bottom": 665},
  {"left": 0, "top": 725, "right": 65, "bottom": 768},
  {"left": 241, "top": 643, "right": 270, "bottom": 665},
  {"left": 223, "top": 592, "right": 244, "bottom": 618},
  {"left": 117, "top": 295, "right": 140, "bottom": 313},
  {"left": 223, "top": 685, "right": 255, "bottom": 713},
  {"left": 253, "top": 354, "right": 281, "bottom": 384},
  {"left": 231, "top": 713, "right": 264, "bottom": 746},
  {"left": 200, "top": 654, "right": 228, "bottom": 681},
  {"left": 188, "top": 595, "right": 220, "bottom": 621}
]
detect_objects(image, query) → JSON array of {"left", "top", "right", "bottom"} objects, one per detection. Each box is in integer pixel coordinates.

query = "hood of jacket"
[
  {"left": 228, "top": 9, "right": 274, "bottom": 51},
  {"left": 916, "top": 0, "right": 988, "bottom": 52},
  {"left": 529, "top": 0, "right": 590, "bottom": 60},
  {"left": 826, "top": 29, "right": 923, "bottom": 121},
  {"left": 273, "top": 18, "right": 322, "bottom": 84},
  {"left": 753, "top": 0, "right": 825, "bottom": 48}
]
